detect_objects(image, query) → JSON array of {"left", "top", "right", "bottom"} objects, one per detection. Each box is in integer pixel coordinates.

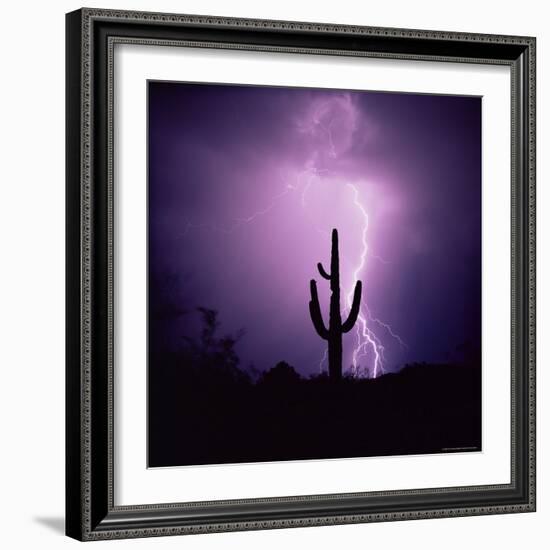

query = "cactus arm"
[
  {"left": 342, "top": 280, "right": 362, "bottom": 333},
  {"left": 317, "top": 262, "right": 331, "bottom": 280},
  {"left": 309, "top": 280, "right": 329, "bottom": 339}
]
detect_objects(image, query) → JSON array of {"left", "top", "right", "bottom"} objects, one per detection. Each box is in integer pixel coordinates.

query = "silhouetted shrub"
[
  {"left": 258, "top": 361, "right": 302, "bottom": 387},
  {"left": 180, "top": 307, "right": 250, "bottom": 386}
]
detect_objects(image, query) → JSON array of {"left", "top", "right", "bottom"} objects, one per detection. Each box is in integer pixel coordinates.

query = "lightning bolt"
[
  {"left": 343, "top": 184, "right": 382, "bottom": 378},
  {"left": 319, "top": 348, "right": 328, "bottom": 373},
  {"left": 365, "top": 304, "right": 408, "bottom": 349},
  {"left": 178, "top": 182, "right": 295, "bottom": 238},
  {"left": 233, "top": 186, "right": 294, "bottom": 226},
  {"left": 179, "top": 94, "right": 405, "bottom": 378},
  {"left": 305, "top": 98, "right": 405, "bottom": 379}
]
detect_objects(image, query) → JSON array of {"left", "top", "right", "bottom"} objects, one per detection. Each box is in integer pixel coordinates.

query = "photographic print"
[
  {"left": 147, "top": 81, "right": 482, "bottom": 468},
  {"left": 66, "top": 11, "right": 536, "bottom": 539}
]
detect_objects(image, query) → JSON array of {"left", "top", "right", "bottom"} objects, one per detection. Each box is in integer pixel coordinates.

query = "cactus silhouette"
[{"left": 309, "top": 229, "right": 362, "bottom": 380}]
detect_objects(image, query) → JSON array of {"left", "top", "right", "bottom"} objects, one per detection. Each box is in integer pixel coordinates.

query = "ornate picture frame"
[{"left": 66, "top": 8, "right": 536, "bottom": 541}]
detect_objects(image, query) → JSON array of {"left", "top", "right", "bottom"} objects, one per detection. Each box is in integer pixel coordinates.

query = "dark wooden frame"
[{"left": 66, "top": 7, "right": 536, "bottom": 541}]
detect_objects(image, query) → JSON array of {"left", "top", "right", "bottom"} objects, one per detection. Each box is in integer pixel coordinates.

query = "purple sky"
[{"left": 148, "top": 81, "right": 481, "bottom": 378}]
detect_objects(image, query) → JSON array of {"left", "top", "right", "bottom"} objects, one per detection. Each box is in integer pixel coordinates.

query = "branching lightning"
[
  {"left": 179, "top": 184, "right": 294, "bottom": 237},
  {"left": 345, "top": 184, "right": 382, "bottom": 378},
  {"left": 180, "top": 94, "right": 405, "bottom": 378},
  {"left": 307, "top": 96, "right": 405, "bottom": 378}
]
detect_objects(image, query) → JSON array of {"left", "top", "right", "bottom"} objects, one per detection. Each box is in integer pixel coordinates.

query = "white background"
[{"left": 0, "top": 1, "right": 546, "bottom": 549}]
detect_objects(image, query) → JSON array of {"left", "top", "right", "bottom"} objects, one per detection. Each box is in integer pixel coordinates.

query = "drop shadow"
[{"left": 34, "top": 516, "right": 65, "bottom": 535}]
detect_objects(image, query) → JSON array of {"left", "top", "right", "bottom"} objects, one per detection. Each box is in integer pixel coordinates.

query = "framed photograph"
[{"left": 66, "top": 8, "right": 536, "bottom": 541}]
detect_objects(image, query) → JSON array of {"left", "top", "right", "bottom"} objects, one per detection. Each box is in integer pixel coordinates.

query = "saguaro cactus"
[{"left": 309, "top": 229, "right": 362, "bottom": 380}]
